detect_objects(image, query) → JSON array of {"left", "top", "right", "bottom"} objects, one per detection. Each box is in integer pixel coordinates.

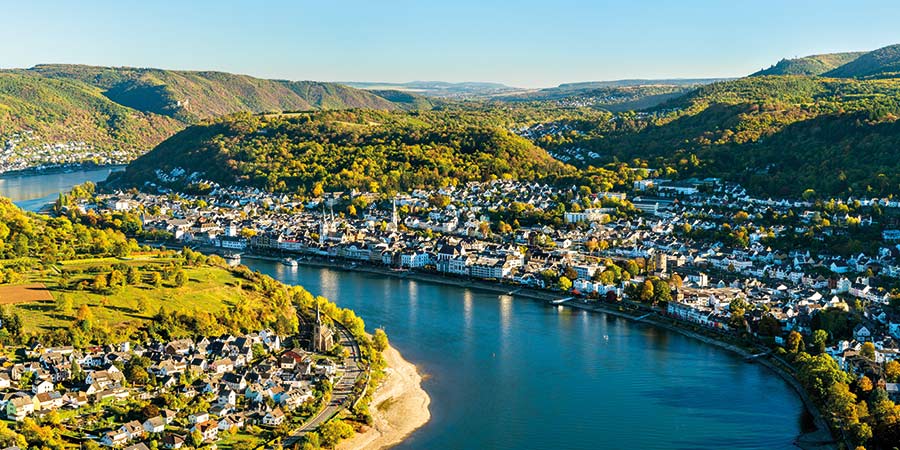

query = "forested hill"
[
  {"left": 751, "top": 52, "right": 864, "bottom": 76},
  {"left": 0, "top": 65, "right": 417, "bottom": 170},
  {"left": 824, "top": 44, "right": 900, "bottom": 79},
  {"left": 23, "top": 64, "right": 402, "bottom": 121},
  {"left": 109, "top": 110, "right": 577, "bottom": 194},
  {"left": 551, "top": 75, "right": 900, "bottom": 198},
  {"left": 0, "top": 72, "right": 184, "bottom": 157}
]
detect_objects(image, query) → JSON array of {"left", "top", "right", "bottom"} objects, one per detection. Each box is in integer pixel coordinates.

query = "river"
[
  {"left": 250, "top": 262, "right": 808, "bottom": 450},
  {"left": 0, "top": 166, "right": 123, "bottom": 212},
  {"left": 0, "top": 168, "right": 808, "bottom": 450}
]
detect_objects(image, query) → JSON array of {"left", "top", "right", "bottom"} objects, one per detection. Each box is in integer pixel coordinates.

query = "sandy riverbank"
[{"left": 337, "top": 345, "right": 431, "bottom": 450}]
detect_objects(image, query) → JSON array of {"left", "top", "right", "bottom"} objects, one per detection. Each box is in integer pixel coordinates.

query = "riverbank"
[
  {"left": 337, "top": 345, "right": 431, "bottom": 450},
  {"left": 240, "top": 254, "right": 562, "bottom": 302},
  {"left": 231, "top": 253, "right": 833, "bottom": 448},
  {"left": 0, "top": 163, "right": 124, "bottom": 178},
  {"left": 561, "top": 300, "right": 835, "bottom": 449}
]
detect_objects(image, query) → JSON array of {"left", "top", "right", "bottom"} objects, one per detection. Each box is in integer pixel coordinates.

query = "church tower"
[{"left": 392, "top": 198, "right": 399, "bottom": 231}]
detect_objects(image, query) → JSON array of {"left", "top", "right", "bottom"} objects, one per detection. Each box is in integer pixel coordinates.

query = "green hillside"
[
  {"left": 551, "top": 76, "right": 900, "bottom": 198},
  {"left": 751, "top": 52, "right": 864, "bottom": 76},
  {"left": 824, "top": 44, "right": 900, "bottom": 79},
  {"left": 0, "top": 65, "right": 413, "bottom": 170},
  {"left": 498, "top": 79, "right": 725, "bottom": 111},
  {"left": 26, "top": 64, "right": 400, "bottom": 121},
  {"left": 0, "top": 72, "right": 183, "bottom": 159},
  {"left": 110, "top": 110, "right": 576, "bottom": 194}
]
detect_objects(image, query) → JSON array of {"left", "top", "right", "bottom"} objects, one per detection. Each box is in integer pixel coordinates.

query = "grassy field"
[
  {"left": 216, "top": 430, "right": 267, "bottom": 450},
  {"left": 8, "top": 263, "right": 253, "bottom": 334}
]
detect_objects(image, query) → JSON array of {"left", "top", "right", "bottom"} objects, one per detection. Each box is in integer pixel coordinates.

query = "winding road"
[{"left": 284, "top": 318, "right": 365, "bottom": 446}]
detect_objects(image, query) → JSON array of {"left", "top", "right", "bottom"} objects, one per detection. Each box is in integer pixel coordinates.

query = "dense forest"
[
  {"left": 751, "top": 52, "right": 864, "bottom": 76},
  {"left": 546, "top": 75, "right": 900, "bottom": 198},
  {"left": 110, "top": 110, "right": 581, "bottom": 194},
  {"left": 0, "top": 196, "right": 137, "bottom": 266}
]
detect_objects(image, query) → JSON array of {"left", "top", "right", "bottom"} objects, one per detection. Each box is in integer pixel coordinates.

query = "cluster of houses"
[
  {"left": 68, "top": 174, "right": 900, "bottom": 394},
  {"left": 0, "top": 131, "right": 131, "bottom": 174},
  {"left": 0, "top": 327, "right": 340, "bottom": 447}
]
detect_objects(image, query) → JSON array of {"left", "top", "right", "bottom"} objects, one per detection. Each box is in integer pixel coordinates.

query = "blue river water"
[
  {"left": 0, "top": 166, "right": 123, "bottom": 212},
  {"left": 249, "top": 262, "right": 808, "bottom": 450},
  {"left": 0, "top": 168, "right": 808, "bottom": 449}
]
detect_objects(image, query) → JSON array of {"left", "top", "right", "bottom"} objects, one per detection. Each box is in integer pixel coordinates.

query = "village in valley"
[{"left": 61, "top": 166, "right": 900, "bottom": 409}]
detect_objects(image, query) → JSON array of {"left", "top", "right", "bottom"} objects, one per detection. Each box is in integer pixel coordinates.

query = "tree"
[
  {"left": 373, "top": 328, "right": 388, "bottom": 353},
  {"left": 886, "top": 360, "right": 900, "bottom": 382},
  {"left": 55, "top": 294, "right": 73, "bottom": 315},
  {"left": 76, "top": 304, "right": 92, "bottom": 322},
  {"left": 188, "top": 430, "right": 204, "bottom": 448},
  {"left": 652, "top": 279, "right": 671, "bottom": 303},
  {"left": 150, "top": 272, "right": 163, "bottom": 288},
  {"left": 861, "top": 341, "right": 876, "bottom": 359},
  {"left": 126, "top": 266, "right": 141, "bottom": 285},
  {"left": 857, "top": 376, "right": 874, "bottom": 393},
  {"left": 319, "top": 419, "right": 353, "bottom": 448},
  {"left": 478, "top": 221, "right": 491, "bottom": 238},
  {"left": 669, "top": 273, "right": 683, "bottom": 288},
  {"left": 758, "top": 314, "right": 781, "bottom": 336},
  {"left": 108, "top": 269, "right": 125, "bottom": 288},
  {"left": 786, "top": 331, "right": 804, "bottom": 353},
  {"left": 174, "top": 270, "right": 187, "bottom": 288},
  {"left": 558, "top": 276, "right": 573, "bottom": 292},
  {"left": 812, "top": 329, "right": 828, "bottom": 354},
  {"left": 92, "top": 273, "right": 108, "bottom": 292},
  {"left": 639, "top": 280, "right": 654, "bottom": 302},
  {"left": 624, "top": 260, "right": 640, "bottom": 277}
]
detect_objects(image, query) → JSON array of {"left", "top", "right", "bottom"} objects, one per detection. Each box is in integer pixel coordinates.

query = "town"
[
  {"left": 1, "top": 131, "right": 131, "bottom": 174},
  {"left": 62, "top": 168, "right": 900, "bottom": 411},
  {"left": 0, "top": 302, "right": 362, "bottom": 449}
]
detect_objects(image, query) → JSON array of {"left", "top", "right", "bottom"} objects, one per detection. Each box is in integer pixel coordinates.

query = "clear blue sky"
[{"left": 3, "top": 0, "right": 900, "bottom": 88}]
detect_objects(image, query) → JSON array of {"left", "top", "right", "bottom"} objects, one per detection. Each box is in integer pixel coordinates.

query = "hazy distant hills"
[
  {"left": 344, "top": 81, "right": 520, "bottom": 99},
  {"left": 497, "top": 79, "right": 728, "bottom": 111},
  {"left": 347, "top": 79, "right": 728, "bottom": 112}
]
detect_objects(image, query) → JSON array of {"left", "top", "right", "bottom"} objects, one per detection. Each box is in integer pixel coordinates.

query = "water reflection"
[
  {"left": 246, "top": 260, "right": 805, "bottom": 450},
  {"left": 0, "top": 167, "right": 122, "bottom": 211},
  {"left": 499, "top": 295, "right": 512, "bottom": 354}
]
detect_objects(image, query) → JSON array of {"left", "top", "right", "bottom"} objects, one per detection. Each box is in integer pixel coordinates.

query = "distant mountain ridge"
[
  {"left": 751, "top": 52, "right": 865, "bottom": 76},
  {"left": 344, "top": 80, "right": 521, "bottom": 98},
  {"left": 497, "top": 78, "right": 728, "bottom": 111},
  {"left": 25, "top": 64, "right": 401, "bottom": 121},
  {"left": 0, "top": 65, "right": 416, "bottom": 170},
  {"left": 823, "top": 44, "right": 900, "bottom": 78}
]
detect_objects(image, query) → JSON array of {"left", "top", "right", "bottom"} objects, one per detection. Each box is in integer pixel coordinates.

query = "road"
[{"left": 284, "top": 319, "right": 365, "bottom": 446}]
